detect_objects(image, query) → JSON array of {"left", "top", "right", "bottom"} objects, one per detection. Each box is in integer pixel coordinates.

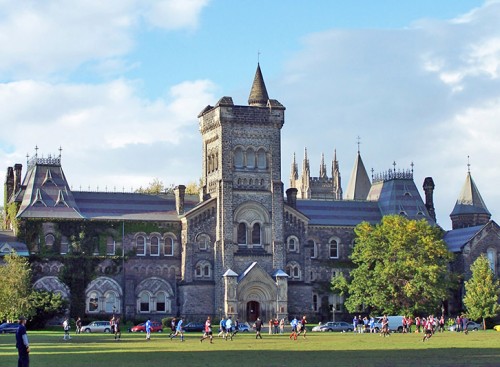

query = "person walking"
[
  {"left": 114, "top": 317, "right": 121, "bottom": 341},
  {"left": 16, "top": 316, "right": 30, "bottom": 367},
  {"left": 76, "top": 317, "right": 82, "bottom": 334},
  {"left": 297, "top": 315, "right": 308, "bottom": 339},
  {"left": 225, "top": 316, "right": 233, "bottom": 340},
  {"left": 218, "top": 316, "right": 226, "bottom": 338},
  {"left": 62, "top": 317, "right": 71, "bottom": 340},
  {"left": 169, "top": 318, "right": 176, "bottom": 338},
  {"left": 170, "top": 317, "right": 185, "bottom": 341},
  {"left": 254, "top": 317, "right": 263, "bottom": 339},
  {"left": 145, "top": 318, "right": 152, "bottom": 340},
  {"left": 200, "top": 316, "right": 213, "bottom": 344},
  {"left": 289, "top": 317, "right": 298, "bottom": 340}
]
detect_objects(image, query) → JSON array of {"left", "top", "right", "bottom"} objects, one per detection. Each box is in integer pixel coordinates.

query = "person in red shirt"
[{"left": 200, "top": 316, "right": 213, "bottom": 344}]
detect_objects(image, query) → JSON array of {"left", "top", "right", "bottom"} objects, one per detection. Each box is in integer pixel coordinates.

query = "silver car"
[{"left": 81, "top": 321, "right": 112, "bottom": 333}]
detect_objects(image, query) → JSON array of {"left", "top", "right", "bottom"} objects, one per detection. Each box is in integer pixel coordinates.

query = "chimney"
[
  {"left": 13, "top": 164, "right": 22, "bottom": 193},
  {"left": 5, "top": 166, "right": 14, "bottom": 204},
  {"left": 423, "top": 177, "right": 436, "bottom": 222},
  {"left": 174, "top": 185, "right": 186, "bottom": 215},
  {"left": 286, "top": 188, "right": 298, "bottom": 209}
]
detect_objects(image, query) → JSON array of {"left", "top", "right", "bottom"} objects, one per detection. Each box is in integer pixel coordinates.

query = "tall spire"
[
  {"left": 319, "top": 153, "right": 327, "bottom": 178},
  {"left": 248, "top": 63, "right": 269, "bottom": 107},
  {"left": 345, "top": 151, "right": 371, "bottom": 201},
  {"left": 290, "top": 153, "right": 298, "bottom": 189},
  {"left": 332, "top": 149, "right": 342, "bottom": 200}
]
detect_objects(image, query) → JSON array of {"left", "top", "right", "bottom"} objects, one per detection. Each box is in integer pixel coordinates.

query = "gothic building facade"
[{"left": 3, "top": 65, "right": 499, "bottom": 322}]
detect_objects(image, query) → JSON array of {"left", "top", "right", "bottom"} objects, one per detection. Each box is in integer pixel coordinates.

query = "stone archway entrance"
[{"left": 247, "top": 301, "right": 260, "bottom": 322}]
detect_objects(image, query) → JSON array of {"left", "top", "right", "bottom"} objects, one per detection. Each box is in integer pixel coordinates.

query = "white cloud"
[
  {"left": 277, "top": 1, "right": 500, "bottom": 229},
  {"left": 0, "top": 0, "right": 209, "bottom": 78}
]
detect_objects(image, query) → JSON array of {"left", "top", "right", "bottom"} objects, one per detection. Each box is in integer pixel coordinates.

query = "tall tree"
[
  {"left": 463, "top": 255, "right": 500, "bottom": 330},
  {"left": 332, "top": 215, "right": 453, "bottom": 315},
  {"left": 0, "top": 252, "right": 33, "bottom": 321}
]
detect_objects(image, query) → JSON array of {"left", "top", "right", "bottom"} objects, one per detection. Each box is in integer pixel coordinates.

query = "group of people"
[
  {"left": 289, "top": 316, "right": 308, "bottom": 340},
  {"left": 268, "top": 318, "right": 285, "bottom": 334}
]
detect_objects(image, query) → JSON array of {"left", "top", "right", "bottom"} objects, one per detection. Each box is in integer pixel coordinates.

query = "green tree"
[
  {"left": 135, "top": 178, "right": 174, "bottom": 194},
  {"left": 332, "top": 215, "right": 453, "bottom": 315},
  {"left": 463, "top": 255, "right": 500, "bottom": 330},
  {"left": 0, "top": 252, "right": 33, "bottom": 321},
  {"left": 29, "top": 290, "right": 68, "bottom": 328}
]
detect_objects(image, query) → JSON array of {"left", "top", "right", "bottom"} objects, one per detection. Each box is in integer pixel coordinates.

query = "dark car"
[
  {"left": 449, "top": 321, "right": 482, "bottom": 332},
  {"left": 183, "top": 322, "right": 205, "bottom": 332},
  {"left": 318, "top": 321, "right": 353, "bottom": 332},
  {"left": 130, "top": 321, "right": 163, "bottom": 333},
  {"left": 0, "top": 322, "right": 20, "bottom": 333}
]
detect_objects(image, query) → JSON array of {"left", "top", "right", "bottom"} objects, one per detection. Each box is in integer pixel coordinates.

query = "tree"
[
  {"left": 463, "top": 255, "right": 500, "bottom": 330},
  {"left": 332, "top": 215, "right": 453, "bottom": 316},
  {"left": 135, "top": 178, "right": 171, "bottom": 194},
  {"left": 29, "top": 290, "right": 68, "bottom": 328},
  {"left": 0, "top": 252, "right": 33, "bottom": 321}
]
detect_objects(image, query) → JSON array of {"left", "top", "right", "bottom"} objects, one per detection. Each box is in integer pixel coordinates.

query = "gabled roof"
[
  {"left": 344, "top": 152, "right": 371, "bottom": 200},
  {"left": 443, "top": 224, "right": 484, "bottom": 252},
  {"left": 296, "top": 199, "right": 381, "bottom": 226},
  {"left": 0, "top": 231, "right": 29, "bottom": 257},
  {"left": 450, "top": 171, "right": 490, "bottom": 217},
  {"left": 248, "top": 63, "right": 269, "bottom": 107}
]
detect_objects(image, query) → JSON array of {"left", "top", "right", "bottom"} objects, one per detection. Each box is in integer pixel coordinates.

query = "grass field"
[{"left": 1, "top": 329, "right": 499, "bottom": 367}]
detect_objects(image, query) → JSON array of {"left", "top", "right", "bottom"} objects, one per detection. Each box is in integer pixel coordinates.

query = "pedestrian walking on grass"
[
  {"left": 254, "top": 317, "right": 263, "bottom": 339},
  {"left": 16, "top": 316, "right": 30, "bottom": 367}
]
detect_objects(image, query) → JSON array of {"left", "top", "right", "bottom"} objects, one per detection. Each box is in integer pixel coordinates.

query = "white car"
[{"left": 81, "top": 321, "right": 112, "bottom": 333}]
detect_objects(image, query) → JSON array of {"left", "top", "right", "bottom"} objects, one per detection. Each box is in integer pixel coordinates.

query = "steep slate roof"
[
  {"left": 443, "top": 224, "right": 484, "bottom": 252},
  {"left": 0, "top": 231, "right": 29, "bottom": 257},
  {"left": 344, "top": 152, "right": 371, "bottom": 200},
  {"left": 450, "top": 171, "right": 491, "bottom": 216},
  {"left": 296, "top": 199, "right": 381, "bottom": 226},
  {"left": 16, "top": 156, "right": 83, "bottom": 219},
  {"left": 15, "top": 157, "right": 199, "bottom": 222},
  {"left": 248, "top": 63, "right": 269, "bottom": 107}
]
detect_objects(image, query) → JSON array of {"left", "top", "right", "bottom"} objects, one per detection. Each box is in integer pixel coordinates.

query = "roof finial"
[
  {"left": 371, "top": 167, "right": 374, "bottom": 180},
  {"left": 393, "top": 161, "right": 397, "bottom": 173},
  {"left": 257, "top": 50, "right": 261, "bottom": 64},
  {"left": 411, "top": 161, "right": 414, "bottom": 174},
  {"left": 467, "top": 155, "right": 471, "bottom": 173},
  {"left": 35, "top": 145, "right": 39, "bottom": 157},
  {"left": 356, "top": 136, "right": 361, "bottom": 154},
  {"left": 59, "top": 146, "right": 63, "bottom": 158}
]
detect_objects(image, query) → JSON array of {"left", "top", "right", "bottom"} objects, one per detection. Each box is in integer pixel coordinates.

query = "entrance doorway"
[{"left": 247, "top": 301, "right": 260, "bottom": 322}]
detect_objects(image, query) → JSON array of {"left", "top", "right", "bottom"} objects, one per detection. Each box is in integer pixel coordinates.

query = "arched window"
[
  {"left": 150, "top": 236, "right": 160, "bottom": 256},
  {"left": 237, "top": 223, "right": 247, "bottom": 245},
  {"left": 246, "top": 148, "right": 255, "bottom": 168},
  {"left": 106, "top": 236, "right": 115, "bottom": 255},
  {"left": 164, "top": 237, "right": 174, "bottom": 256},
  {"left": 308, "top": 240, "right": 317, "bottom": 258},
  {"left": 104, "top": 291, "right": 118, "bottom": 313},
  {"left": 156, "top": 292, "right": 166, "bottom": 312},
  {"left": 329, "top": 239, "right": 339, "bottom": 259},
  {"left": 251, "top": 223, "right": 261, "bottom": 245},
  {"left": 287, "top": 236, "right": 299, "bottom": 253},
  {"left": 286, "top": 262, "right": 301, "bottom": 280},
  {"left": 89, "top": 292, "right": 99, "bottom": 312},
  {"left": 136, "top": 236, "right": 146, "bottom": 256},
  {"left": 139, "top": 292, "right": 150, "bottom": 312},
  {"left": 234, "top": 147, "right": 244, "bottom": 168},
  {"left": 45, "top": 234, "right": 55, "bottom": 249},
  {"left": 257, "top": 149, "right": 267, "bottom": 169},
  {"left": 195, "top": 261, "right": 212, "bottom": 279},
  {"left": 60, "top": 236, "right": 69, "bottom": 255},
  {"left": 197, "top": 234, "right": 210, "bottom": 250},
  {"left": 487, "top": 248, "right": 497, "bottom": 275}
]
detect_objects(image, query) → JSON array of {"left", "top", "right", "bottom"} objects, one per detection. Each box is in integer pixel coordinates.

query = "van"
[{"left": 373, "top": 316, "right": 404, "bottom": 333}]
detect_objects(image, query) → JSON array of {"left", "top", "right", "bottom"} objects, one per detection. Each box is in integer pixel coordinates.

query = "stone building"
[{"left": 3, "top": 64, "right": 499, "bottom": 322}]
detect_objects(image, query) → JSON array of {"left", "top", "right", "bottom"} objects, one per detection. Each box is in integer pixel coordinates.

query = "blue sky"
[{"left": 1, "top": 0, "right": 499, "bottom": 229}]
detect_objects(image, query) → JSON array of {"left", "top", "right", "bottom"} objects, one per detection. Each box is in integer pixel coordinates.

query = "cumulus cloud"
[
  {"left": 0, "top": 0, "right": 209, "bottom": 78},
  {"left": 277, "top": 0, "right": 500, "bottom": 228}
]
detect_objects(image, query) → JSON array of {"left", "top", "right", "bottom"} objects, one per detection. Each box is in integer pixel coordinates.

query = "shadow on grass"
[{"left": 2, "top": 348, "right": 500, "bottom": 367}]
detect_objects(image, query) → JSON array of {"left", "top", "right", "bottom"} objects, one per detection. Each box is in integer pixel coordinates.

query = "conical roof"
[
  {"left": 248, "top": 63, "right": 269, "bottom": 106},
  {"left": 345, "top": 152, "right": 371, "bottom": 200},
  {"left": 450, "top": 171, "right": 490, "bottom": 216}
]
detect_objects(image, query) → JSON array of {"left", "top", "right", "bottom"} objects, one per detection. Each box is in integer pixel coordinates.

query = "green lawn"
[{"left": 1, "top": 330, "right": 499, "bottom": 367}]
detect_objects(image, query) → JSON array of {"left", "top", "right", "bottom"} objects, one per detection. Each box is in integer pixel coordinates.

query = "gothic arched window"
[
  {"left": 329, "top": 239, "right": 339, "bottom": 259},
  {"left": 237, "top": 223, "right": 247, "bottom": 245},
  {"left": 252, "top": 223, "right": 261, "bottom": 245}
]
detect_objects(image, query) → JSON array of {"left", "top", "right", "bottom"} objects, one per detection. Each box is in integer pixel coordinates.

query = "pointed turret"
[
  {"left": 248, "top": 63, "right": 269, "bottom": 107},
  {"left": 332, "top": 149, "right": 342, "bottom": 200},
  {"left": 450, "top": 170, "right": 491, "bottom": 229},
  {"left": 290, "top": 153, "right": 298, "bottom": 188},
  {"left": 345, "top": 151, "right": 371, "bottom": 200},
  {"left": 319, "top": 153, "right": 327, "bottom": 178}
]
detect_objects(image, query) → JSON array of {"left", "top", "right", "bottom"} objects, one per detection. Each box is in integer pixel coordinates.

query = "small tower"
[
  {"left": 450, "top": 167, "right": 491, "bottom": 229},
  {"left": 423, "top": 177, "right": 436, "bottom": 222},
  {"left": 332, "top": 149, "right": 342, "bottom": 200}
]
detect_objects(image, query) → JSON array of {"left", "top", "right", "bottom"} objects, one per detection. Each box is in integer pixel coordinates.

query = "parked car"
[
  {"left": 314, "top": 321, "right": 353, "bottom": 332},
  {"left": 448, "top": 321, "right": 481, "bottom": 332},
  {"left": 0, "top": 322, "right": 20, "bottom": 333},
  {"left": 81, "top": 321, "right": 112, "bottom": 333},
  {"left": 494, "top": 325, "right": 500, "bottom": 332},
  {"left": 183, "top": 322, "right": 205, "bottom": 332},
  {"left": 373, "top": 316, "right": 404, "bottom": 333},
  {"left": 130, "top": 321, "right": 163, "bottom": 333},
  {"left": 237, "top": 323, "right": 250, "bottom": 332}
]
